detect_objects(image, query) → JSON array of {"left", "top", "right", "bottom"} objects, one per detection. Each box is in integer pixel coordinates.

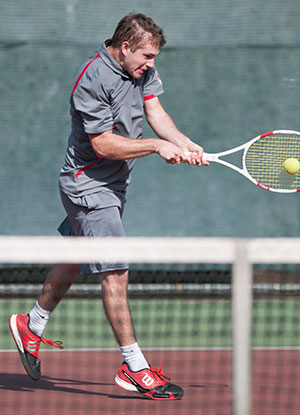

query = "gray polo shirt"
[{"left": 59, "top": 40, "right": 164, "bottom": 198}]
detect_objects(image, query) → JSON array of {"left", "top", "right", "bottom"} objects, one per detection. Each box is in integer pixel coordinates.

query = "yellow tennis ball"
[{"left": 283, "top": 158, "right": 300, "bottom": 174}]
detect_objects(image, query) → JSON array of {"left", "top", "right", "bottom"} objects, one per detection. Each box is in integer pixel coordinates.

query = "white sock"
[
  {"left": 120, "top": 342, "right": 149, "bottom": 372},
  {"left": 28, "top": 301, "right": 52, "bottom": 337}
]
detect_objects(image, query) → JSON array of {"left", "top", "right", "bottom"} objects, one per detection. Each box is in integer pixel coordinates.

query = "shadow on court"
[{"left": 0, "top": 373, "right": 153, "bottom": 400}]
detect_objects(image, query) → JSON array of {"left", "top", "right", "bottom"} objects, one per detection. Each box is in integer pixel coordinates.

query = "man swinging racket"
[{"left": 9, "top": 13, "right": 208, "bottom": 400}]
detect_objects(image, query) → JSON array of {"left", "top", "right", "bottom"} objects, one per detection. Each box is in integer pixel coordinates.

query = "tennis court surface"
[{"left": 2, "top": 347, "right": 300, "bottom": 415}]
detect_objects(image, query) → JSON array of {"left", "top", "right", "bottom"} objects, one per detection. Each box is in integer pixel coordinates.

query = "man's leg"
[
  {"left": 38, "top": 263, "right": 80, "bottom": 311},
  {"left": 27, "top": 263, "right": 80, "bottom": 336},
  {"left": 107, "top": 269, "right": 184, "bottom": 400},
  {"left": 100, "top": 269, "right": 136, "bottom": 346},
  {"left": 100, "top": 269, "right": 149, "bottom": 370},
  {"left": 9, "top": 263, "right": 80, "bottom": 380}
]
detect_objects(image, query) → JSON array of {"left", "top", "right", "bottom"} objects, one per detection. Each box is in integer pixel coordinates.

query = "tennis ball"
[{"left": 283, "top": 158, "right": 300, "bottom": 174}]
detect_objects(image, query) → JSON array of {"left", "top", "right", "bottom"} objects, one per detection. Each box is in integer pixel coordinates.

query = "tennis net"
[{"left": 1, "top": 236, "right": 300, "bottom": 415}]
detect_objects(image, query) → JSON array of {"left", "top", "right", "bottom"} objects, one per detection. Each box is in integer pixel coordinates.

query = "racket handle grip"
[{"left": 184, "top": 151, "right": 208, "bottom": 162}]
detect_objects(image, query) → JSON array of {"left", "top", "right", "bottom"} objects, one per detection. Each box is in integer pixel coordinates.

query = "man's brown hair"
[{"left": 110, "top": 13, "right": 166, "bottom": 52}]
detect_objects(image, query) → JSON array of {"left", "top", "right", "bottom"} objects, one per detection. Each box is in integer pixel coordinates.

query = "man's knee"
[{"left": 100, "top": 269, "right": 129, "bottom": 292}]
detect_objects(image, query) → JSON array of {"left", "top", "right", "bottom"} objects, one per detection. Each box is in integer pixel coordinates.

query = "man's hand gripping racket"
[{"left": 186, "top": 130, "right": 300, "bottom": 193}]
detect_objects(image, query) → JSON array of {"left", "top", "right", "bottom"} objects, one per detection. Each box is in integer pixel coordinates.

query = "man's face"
[{"left": 122, "top": 41, "right": 160, "bottom": 79}]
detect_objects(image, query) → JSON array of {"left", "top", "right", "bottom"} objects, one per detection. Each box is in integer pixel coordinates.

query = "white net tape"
[{"left": 0, "top": 236, "right": 300, "bottom": 264}]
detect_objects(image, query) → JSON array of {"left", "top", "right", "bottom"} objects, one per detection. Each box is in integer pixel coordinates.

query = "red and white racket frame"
[{"left": 187, "top": 130, "right": 300, "bottom": 193}]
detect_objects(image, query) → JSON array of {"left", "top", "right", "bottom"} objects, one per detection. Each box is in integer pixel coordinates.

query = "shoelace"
[
  {"left": 149, "top": 362, "right": 171, "bottom": 382},
  {"left": 41, "top": 338, "right": 64, "bottom": 350}
]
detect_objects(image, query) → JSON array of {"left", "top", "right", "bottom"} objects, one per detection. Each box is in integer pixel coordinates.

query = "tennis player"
[{"left": 9, "top": 13, "right": 208, "bottom": 400}]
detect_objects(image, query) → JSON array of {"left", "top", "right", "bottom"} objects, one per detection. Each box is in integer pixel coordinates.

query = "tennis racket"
[{"left": 187, "top": 130, "right": 300, "bottom": 193}]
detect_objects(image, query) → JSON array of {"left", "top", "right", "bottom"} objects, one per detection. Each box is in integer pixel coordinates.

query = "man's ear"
[{"left": 121, "top": 41, "right": 130, "bottom": 56}]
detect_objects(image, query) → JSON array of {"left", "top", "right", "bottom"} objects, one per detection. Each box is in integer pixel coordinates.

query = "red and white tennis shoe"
[
  {"left": 9, "top": 314, "right": 63, "bottom": 380},
  {"left": 115, "top": 361, "right": 184, "bottom": 400}
]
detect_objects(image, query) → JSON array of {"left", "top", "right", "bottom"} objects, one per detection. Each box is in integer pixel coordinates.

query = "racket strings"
[{"left": 245, "top": 133, "right": 300, "bottom": 190}]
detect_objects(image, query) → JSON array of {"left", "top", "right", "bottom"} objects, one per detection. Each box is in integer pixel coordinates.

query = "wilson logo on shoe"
[
  {"left": 142, "top": 373, "right": 154, "bottom": 387},
  {"left": 27, "top": 341, "right": 37, "bottom": 352}
]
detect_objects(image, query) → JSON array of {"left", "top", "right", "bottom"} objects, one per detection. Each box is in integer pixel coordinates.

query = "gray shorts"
[{"left": 58, "top": 189, "right": 129, "bottom": 274}]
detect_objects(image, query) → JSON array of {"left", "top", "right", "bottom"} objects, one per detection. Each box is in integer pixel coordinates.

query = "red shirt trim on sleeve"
[{"left": 144, "top": 94, "right": 155, "bottom": 101}]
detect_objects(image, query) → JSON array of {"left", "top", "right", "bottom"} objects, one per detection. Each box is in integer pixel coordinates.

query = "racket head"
[{"left": 243, "top": 130, "right": 300, "bottom": 193}]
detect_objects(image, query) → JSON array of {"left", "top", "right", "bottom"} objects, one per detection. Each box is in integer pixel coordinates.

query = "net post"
[{"left": 232, "top": 240, "right": 252, "bottom": 415}]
